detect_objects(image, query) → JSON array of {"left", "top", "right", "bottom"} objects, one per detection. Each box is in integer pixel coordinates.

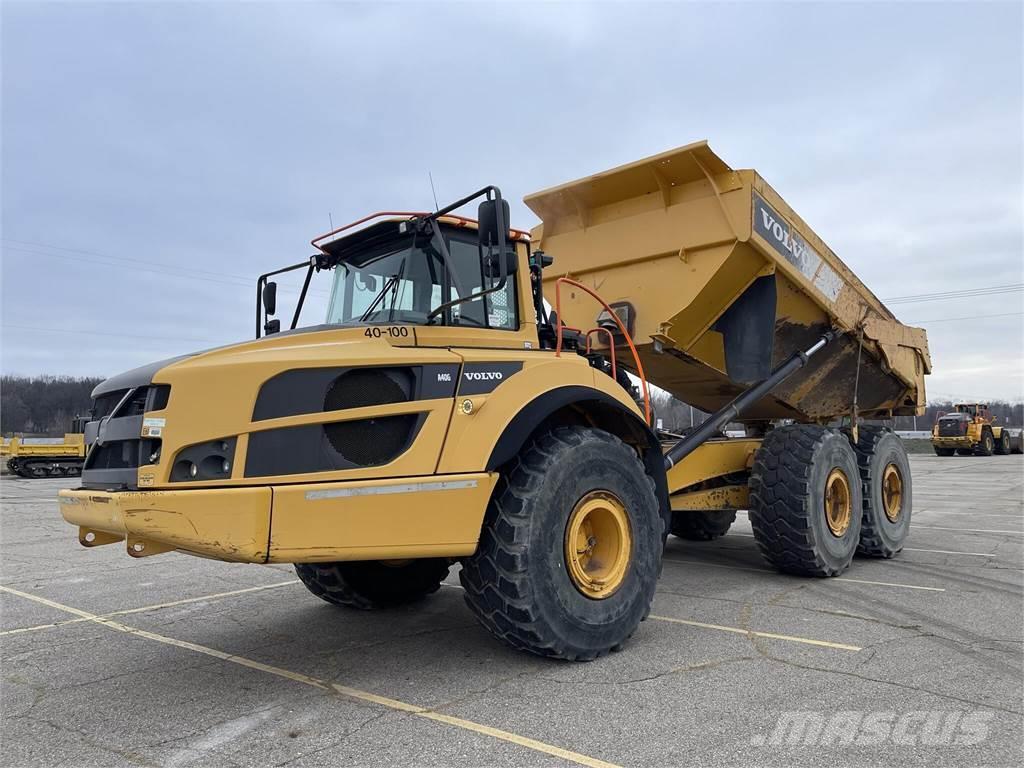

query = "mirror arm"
[
  {"left": 256, "top": 275, "right": 266, "bottom": 339},
  {"left": 290, "top": 258, "right": 317, "bottom": 330},
  {"left": 255, "top": 259, "right": 315, "bottom": 339}
]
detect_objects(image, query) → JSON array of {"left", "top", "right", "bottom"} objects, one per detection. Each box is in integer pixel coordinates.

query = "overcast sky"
[{"left": 2, "top": 1, "right": 1022, "bottom": 402}]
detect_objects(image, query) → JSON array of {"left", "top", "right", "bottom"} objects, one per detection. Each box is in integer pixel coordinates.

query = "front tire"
[
  {"left": 670, "top": 510, "right": 736, "bottom": 541},
  {"left": 848, "top": 427, "right": 911, "bottom": 558},
  {"left": 748, "top": 425, "right": 862, "bottom": 577},
  {"left": 460, "top": 427, "right": 663, "bottom": 661},
  {"left": 976, "top": 431, "right": 995, "bottom": 456},
  {"left": 933, "top": 446, "right": 955, "bottom": 457},
  {"left": 294, "top": 559, "right": 450, "bottom": 610}
]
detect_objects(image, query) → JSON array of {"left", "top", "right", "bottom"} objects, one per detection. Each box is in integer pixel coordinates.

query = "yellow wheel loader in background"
[
  {"left": 931, "top": 403, "right": 1021, "bottom": 456},
  {"left": 58, "top": 142, "right": 931, "bottom": 660}
]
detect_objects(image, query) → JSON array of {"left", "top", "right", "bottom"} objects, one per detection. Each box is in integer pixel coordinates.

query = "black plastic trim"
[
  {"left": 252, "top": 364, "right": 460, "bottom": 422},
  {"left": 485, "top": 385, "right": 670, "bottom": 532},
  {"left": 244, "top": 413, "right": 427, "bottom": 478},
  {"left": 170, "top": 437, "right": 238, "bottom": 482},
  {"left": 457, "top": 362, "right": 523, "bottom": 396},
  {"left": 80, "top": 468, "right": 138, "bottom": 490},
  {"left": 94, "top": 416, "right": 143, "bottom": 444}
]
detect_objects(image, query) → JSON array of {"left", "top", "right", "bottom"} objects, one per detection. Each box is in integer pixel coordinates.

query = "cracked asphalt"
[{"left": 2, "top": 454, "right": 1022, "bottom": 767}]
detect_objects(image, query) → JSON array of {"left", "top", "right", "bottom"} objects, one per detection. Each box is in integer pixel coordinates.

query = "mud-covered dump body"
[{"left": 528, "top": 141, "right": 930, "bottom": 421}]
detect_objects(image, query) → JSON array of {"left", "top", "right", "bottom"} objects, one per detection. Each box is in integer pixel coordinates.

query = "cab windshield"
[{"left": 324, "top": 231, "right": 517, "bottom": 330}]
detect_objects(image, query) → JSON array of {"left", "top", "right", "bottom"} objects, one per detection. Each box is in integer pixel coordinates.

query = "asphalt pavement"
[{"left": 2, "top": 454, "right": 1021, "bottom": 767}]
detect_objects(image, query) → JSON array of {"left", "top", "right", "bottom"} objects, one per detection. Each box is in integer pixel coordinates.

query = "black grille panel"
[
  {"left": 325, "top": 369, "right": 409, "bottom": 411},
  {"left": 91, "top": 385, "right": 171, "bottom": 419},
  {"left": 245, "top": 414, "right": 424, "bottom": 477},
  {"left": 92, "top": 390, "right": 128, "bottom": 419},
  {"left": 938, "top": 420, "right": 967, "bottom": 437},
  {"left": 87, "top": 440, "right": 141, "bottom": 470},
  {"left": 251, "top": 365, "right": 457, "bottom": 421},
  {"left": 150, "top": 384, "right": 171, "bottom": 411},
  {"left": 121, "top": 389, "right": 149, "bottom": 416},
  {"left": 324, "top": 415, "right": 419, "bottom": 465}
]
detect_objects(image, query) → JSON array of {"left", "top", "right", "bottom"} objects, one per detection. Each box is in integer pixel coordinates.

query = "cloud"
[{"left": 2, "top": 1, "right": 1021, "bottom": 401}]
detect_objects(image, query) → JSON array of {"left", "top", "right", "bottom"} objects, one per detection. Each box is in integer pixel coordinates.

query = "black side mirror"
[
  {"left": 478, "top": 197, "right": 510, "bottom": 249},
  {"left": 263, "top": 281, "right": 277, "bottom": 317}
]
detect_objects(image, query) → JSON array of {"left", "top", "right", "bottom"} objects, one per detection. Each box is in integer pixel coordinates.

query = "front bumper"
[
  {"left": 59, "top": 486, "right": 272, "bottom": 561},
  {"left": 931, "top": 436, "right": 972, "bottom": 449},
  {"left": 58, "top": 472, "right": 495, "bottom": 563}
]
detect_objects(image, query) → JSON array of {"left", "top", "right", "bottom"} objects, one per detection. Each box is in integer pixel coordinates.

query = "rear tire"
[
  {"left": 670, "top": 510, "right": 736, "bottom": 541},
  {"left": 748, "top": 425, "right": 862, "bottom": 577},
  {"left": 294, "top": 559, "right": 450, "bottom": 610},
  {"left": 976, "top": 431, "right": 995, "bottom": 456},
  {"left": 933, "top": 446, "right": 955, "bottom": 457},
  {"left": 460, "top": 427, "right": 663, "bottom": 661},
  {"left": 847, "top": 427, "right": 911, "bottom": 558},
  {"left": 994, "top": 431, "right": 1011, "bottom": 455}
]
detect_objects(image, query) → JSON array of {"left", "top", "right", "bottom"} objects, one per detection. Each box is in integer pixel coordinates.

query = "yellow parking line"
[
  {"left": 0, "top": 584, "right": 621, "bottom": 768},
  {"left": 0, "top": 580, "right": 300, "bottom": 637},
  {"left": 661, "top": 557, "right": 945, "bottom": 591},
  {"left": 647, "top": 614, "right": 862, "bottom": 651}
]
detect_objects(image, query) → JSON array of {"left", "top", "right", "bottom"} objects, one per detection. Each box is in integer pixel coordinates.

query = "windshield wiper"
[{"left": 359, "top": 274, "right": 399, "bottom": 322}]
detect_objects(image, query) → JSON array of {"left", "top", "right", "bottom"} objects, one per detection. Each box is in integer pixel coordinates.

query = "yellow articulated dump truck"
[{"left": 59, "top": 142, "right": 930, "bottom": 660}]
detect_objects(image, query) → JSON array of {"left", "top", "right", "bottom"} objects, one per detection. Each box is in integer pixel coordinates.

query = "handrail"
[
  {"left": 311, "top": 211, "right": 531, "bottom": 254},
  {"left": 554, "top": 277, "right": 652, "bottom": 425}
]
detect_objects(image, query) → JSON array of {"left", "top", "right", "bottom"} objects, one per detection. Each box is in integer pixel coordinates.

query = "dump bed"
[{"left": 527, "top": 141, "right": 930, "bottom": 421}]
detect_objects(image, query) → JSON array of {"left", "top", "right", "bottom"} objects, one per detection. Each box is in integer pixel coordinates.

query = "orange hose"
[{"left": 554, "top": 277, "right": 651, "bottom": 426}]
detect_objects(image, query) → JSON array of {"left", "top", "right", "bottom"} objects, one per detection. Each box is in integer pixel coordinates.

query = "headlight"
[{"left": 171, "top": 437, "right": 237, "bottom": 482}]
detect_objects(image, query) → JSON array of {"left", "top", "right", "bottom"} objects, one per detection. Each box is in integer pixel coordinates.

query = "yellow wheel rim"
[
  {"left": 881, "top": 463, "right": 903, "bottom": 522},
  {"left": 564, "top": 491, "right": 632, "bottom": 599},
  {"left": 824, "top": 468, "right": 852, "bottom": 537}
]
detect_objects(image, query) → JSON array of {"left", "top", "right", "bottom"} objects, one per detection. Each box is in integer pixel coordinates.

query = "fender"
[{"left": 485, "top": 385, "right": 671, "bottom": 533}]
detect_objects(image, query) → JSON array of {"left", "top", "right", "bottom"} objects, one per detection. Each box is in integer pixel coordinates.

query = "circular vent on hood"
[{"left": 324, "top": 369, "right": 409, "bottom": 412}]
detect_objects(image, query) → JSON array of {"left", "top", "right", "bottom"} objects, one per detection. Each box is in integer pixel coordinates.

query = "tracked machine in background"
[
  {"left": 4, "top": 417, "right": 90, "bottom": 478},
  {"left": 59, "top": 142, "right": 930, "bottom": 660},
  {"left": 931, "top": 403, "right": 1022, "bottom": 456}
]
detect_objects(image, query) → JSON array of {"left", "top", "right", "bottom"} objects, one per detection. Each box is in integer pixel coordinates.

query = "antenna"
[
  {"left": 428, "top": 172, "right": 439, "bottom": 211},
  {"left": 328, "top": 212, "right": 334, "bottom": 230}
]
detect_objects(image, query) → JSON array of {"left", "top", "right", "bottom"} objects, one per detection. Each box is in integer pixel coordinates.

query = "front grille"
[
  {"left": 121, "top": 389, "right": 149, "bottom": 416},
  {"left": 938, "top": 420, "right": 966, "bottom": 437},
  {"left": 91, "top": 385, "right": 170, "bottom": 419},
  {"left": 87, "top": 440, "right": 141, "bottom": 469},
  {"left": 92, "top": 390, "right": 128, "bottom": 419}
]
